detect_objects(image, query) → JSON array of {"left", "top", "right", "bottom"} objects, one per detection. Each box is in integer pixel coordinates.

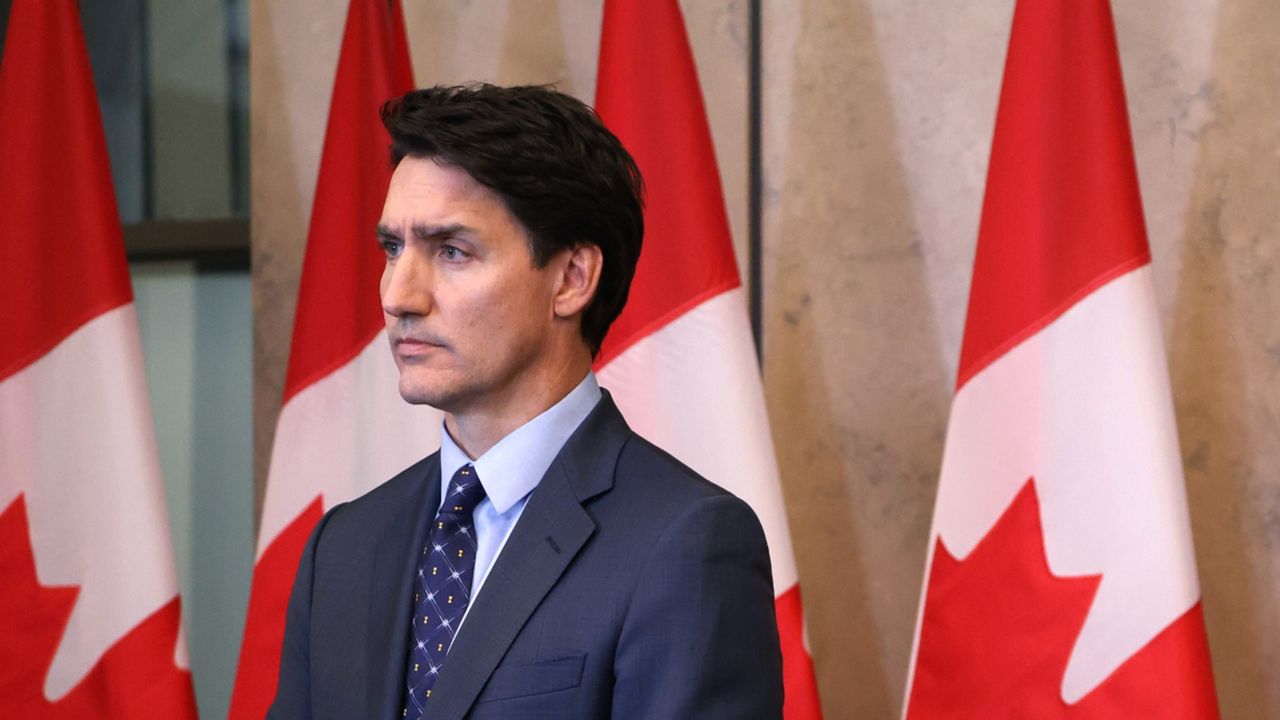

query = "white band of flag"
[
  {"left": 926, "top": 265, "right": 1200, "bottom": 701},
  {"left": 0, "top": 304, "right": 187, "bottom": 698},
  {"left": 257, "top": 331, "right": 442, "bottom": 559}
]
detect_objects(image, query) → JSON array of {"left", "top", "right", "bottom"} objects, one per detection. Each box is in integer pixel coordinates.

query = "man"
[{"left": 269, "top": 84, "right": 782, "bottom": 719}]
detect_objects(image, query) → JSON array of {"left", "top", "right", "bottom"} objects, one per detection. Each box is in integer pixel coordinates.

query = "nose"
[{"left": 381, "top": 248, "right": 433, "bottom": 319}]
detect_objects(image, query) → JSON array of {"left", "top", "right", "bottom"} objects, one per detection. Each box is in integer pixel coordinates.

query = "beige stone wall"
[
  {"left": 760, "top": 1, "right": 1279, "bottom": 716},
  {"left": 1164, "top": 0, "right": 1280, "bottom": 714},
  {"left": 252, "top": 1, "right": 1280, "bottom": 717}
]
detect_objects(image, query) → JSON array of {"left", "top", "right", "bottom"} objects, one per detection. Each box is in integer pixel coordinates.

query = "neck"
[{"left": 444, "top": 350, "right": 592, "bottom": 459}]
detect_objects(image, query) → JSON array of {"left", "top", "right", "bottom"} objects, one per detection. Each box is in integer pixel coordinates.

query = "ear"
[{"left": 552, "top": 243, "right": 603, "bottom": 320}]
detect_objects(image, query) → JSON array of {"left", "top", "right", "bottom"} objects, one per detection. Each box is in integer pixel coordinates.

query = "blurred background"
[{"left": 3, "top": 0, "right": 1276, "bottom": 717}]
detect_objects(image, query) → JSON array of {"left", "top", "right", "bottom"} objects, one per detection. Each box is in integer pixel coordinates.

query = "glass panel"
[{"left": 1, "top": 0, "right": 249, "bottom": 222}]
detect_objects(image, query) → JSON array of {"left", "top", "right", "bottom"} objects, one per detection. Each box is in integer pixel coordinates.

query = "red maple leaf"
[
  {"left": 907, "top": 479, "right": 1219, "bottom": 719},
  {"left": 0, "top": 496, "right": 198, "bottom": 718}
]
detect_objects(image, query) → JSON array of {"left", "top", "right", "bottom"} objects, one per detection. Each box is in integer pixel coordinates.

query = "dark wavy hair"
[{"left": 380, "top": 84, "right": 645, "bottom": 355}]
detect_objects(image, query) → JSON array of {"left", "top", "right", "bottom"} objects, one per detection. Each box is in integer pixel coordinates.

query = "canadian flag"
[
  {"left": 903, "top": 1, "right": 1220, "bottom": 717},
  {"left": 0, "top": 0, "right": 198, "bottom": 716},
  {"left": 594, "top": 1, "right": 823, "bottom": 718},
  {"left": 227, "top": 1, "right": 439, "bottom": 717}
]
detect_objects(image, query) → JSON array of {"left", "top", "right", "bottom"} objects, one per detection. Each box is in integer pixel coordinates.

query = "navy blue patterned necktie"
[{"left": 403, "top": 464, "right": 486, "bottom": 719}]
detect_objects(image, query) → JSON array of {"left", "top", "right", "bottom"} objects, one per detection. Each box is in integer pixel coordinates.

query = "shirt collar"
[{"left": 438, "top": 373, "right": 602, "bottom": 513}]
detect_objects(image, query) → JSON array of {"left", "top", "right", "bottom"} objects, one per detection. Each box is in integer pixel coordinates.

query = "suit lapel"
[
  {"left": 425, "top": 393, "right": 631, "bottom": 720},
  {"left": 365, "top": 453, "right": 441, "bottom": 719}
]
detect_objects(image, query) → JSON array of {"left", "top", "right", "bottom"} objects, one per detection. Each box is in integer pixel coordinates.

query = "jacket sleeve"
[
  {"left": 612, "top": 493, "right": 784, "bottom": 719},
  {"left": 266, "top": 508, "right": 338, "bottom": 720}
]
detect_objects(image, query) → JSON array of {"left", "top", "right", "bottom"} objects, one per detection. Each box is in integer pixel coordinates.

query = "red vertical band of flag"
[
  {"left": 0, "top": 1, "right": 197, "bottom": 717},
  {"left": 0, "top": 0, "right": 133, "bottom": 383},
  {"left": 229, "top": 1, "right": 415, "bottom": 717},
  {"left": 954, "top": 0, "right": 1150, "bottom": 390},
  {"left": 282, "top": 0, "right": 414, "bottom": 402},
  {"left": 594, "top": 2, "right": 824, "bottom": 718},
  {"left": 593, "top": 0, "right": 742, "bottom": 369},
  {"left": 905, "top": 1, "right": 1219, "bottom": 717}
]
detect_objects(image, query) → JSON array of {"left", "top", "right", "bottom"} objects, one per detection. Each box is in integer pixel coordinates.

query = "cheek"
[
  {"left": 444, "top": 283, "right": 507, "bottom": 344},
  {"left": 498, "top": 282, "right": 553, "bottom": 335},
  {"left": 449, "top": 268, "right": 556, "bottom": 345},
  {"left": 469, "top": 295, "right": 522, "bottom": 341}
]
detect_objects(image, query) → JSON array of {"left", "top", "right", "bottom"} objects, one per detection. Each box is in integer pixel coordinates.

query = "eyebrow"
[{"left": 375, "top": 222, "right": 472, "bottom": 242}]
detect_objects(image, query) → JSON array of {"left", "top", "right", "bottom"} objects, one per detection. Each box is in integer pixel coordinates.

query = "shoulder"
[
  {"left": 613, "top": 432, "right": 748, "bottom": 507},
  {"left": 563, "top": 394, "right": 764, "bottom": 532},
  {"left": 347, "top": 452, "right": 436, "bottom": 509},
  {"left": 312, "top": 452, "right": 437, "bottom": 545},
  {"left": 588, "top": 431, "right": 769, "bottom": 560}
]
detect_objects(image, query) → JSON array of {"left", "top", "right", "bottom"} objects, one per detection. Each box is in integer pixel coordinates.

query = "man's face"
[{"left": 377, "top": 156, "right": 564, "bottom": 414}]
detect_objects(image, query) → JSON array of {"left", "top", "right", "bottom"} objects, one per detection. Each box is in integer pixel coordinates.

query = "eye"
[
  {"left": 439, "top": 244, "right": 469, "bottom": 261},
  {"left": 379, "top": 237, "right": 403, "bottom": 259}
]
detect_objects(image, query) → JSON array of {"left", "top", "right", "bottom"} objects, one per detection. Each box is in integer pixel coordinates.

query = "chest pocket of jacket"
[{"left": 474, "top": 653, "right": 585, "bottom": 703}]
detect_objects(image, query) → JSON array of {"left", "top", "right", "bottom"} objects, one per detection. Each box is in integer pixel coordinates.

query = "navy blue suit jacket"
[{"left": 267, "top": 393, "right": 783, "bottom": 719}]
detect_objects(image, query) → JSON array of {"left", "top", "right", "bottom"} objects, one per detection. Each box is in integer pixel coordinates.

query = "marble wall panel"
[
  {"left": 762, "top": 0, "right": 1279, "bottom": 716},
  {"left": 1164, "top": 0, "right": 1280, "bottom": 715},
  {"left": 760, "top": 1, "right": 963, "bottom": 714}
]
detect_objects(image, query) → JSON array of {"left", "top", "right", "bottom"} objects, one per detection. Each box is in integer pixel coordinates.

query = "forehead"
[{"left": 380, "top": 156, "right": 508, "bottom": 227}]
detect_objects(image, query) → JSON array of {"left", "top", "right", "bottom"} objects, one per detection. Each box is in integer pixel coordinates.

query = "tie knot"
[{"left": 441, "top": 464, "right": 486, "bottom": 517}]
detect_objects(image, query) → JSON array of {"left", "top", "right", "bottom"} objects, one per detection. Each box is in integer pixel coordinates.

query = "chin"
[
  {"left": 398, "top": 383, "right": 448, "bottom": 409},
  {"left": 398, "top": 373, "right": 470, "bottom": 412},
  {"left": 396, "top": 364, "right": 443, "bottom": 401}
]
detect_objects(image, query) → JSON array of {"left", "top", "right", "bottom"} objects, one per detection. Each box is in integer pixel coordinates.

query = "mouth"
[{"left": 392, "top": 336, "right": 447, "bottom": 359}]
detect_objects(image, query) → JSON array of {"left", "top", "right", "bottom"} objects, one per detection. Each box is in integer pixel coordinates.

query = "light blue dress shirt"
[{"left": 436, "top": 372, "right": 602, "bottom": 633}]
